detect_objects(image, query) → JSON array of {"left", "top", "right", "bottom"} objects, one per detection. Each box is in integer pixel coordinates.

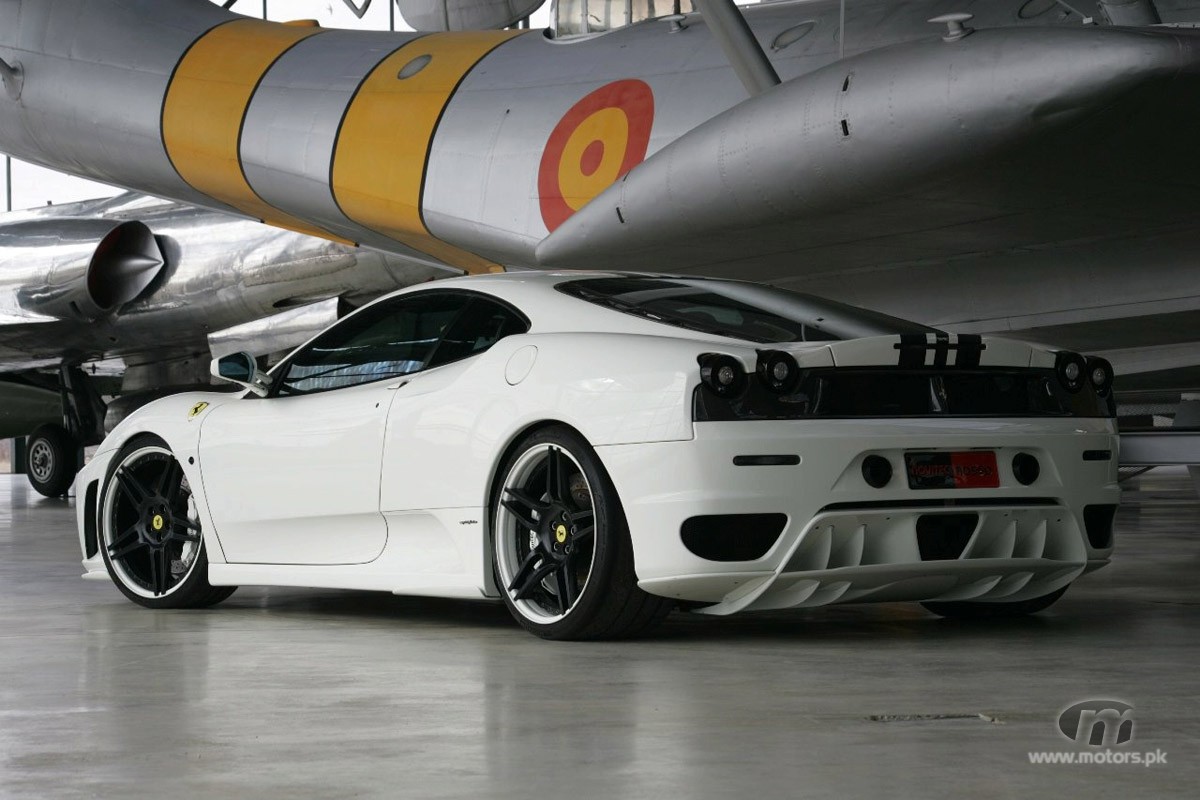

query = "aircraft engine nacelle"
[{"left": 9, "top": 219, "right": 166, "bottom": 322}]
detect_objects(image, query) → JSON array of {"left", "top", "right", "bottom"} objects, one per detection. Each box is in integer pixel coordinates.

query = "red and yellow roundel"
[{"left": 538, "top": 80, "right": 655, "bottom": 233}]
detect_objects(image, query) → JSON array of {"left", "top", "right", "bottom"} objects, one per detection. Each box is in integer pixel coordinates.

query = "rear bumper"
[{"left": 597, "top": 417, "right": 1119, "bottom": 613}]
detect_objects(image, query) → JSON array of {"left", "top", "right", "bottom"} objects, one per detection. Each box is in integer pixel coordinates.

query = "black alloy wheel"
[
  {"left": 99, "top": 435, "right": 235, "bottom": 609},
  {"left": 492, "top": 425, "right": 671, "bottom": 640}
]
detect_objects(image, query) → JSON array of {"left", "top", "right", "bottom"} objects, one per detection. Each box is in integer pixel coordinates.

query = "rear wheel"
[
  {"left": 492, "top": 426, "right": 671, "bottom": 640},
  {"left": 26, "top": 423, "right": 79, "bottom": 498},
  {"left": 921, "top": 585, "right": 1069, "bottom": 619},
  {"left": 99, "top": 435, "right": 235, "bottom": 609}
]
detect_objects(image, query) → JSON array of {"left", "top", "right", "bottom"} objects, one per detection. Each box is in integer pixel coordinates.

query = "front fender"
[{"left": 78, "top": 390, "right": 244, "bottom": 571}]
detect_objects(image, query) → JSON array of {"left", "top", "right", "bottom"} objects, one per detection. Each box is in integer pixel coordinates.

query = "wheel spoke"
[
  {"left": 168, "top": 525, "right": 201, "bottom": 544},
  {"left": 155, "top": 458, "right": 179, "bottom": 498},
  {"left": 115, "top": 468, "right": 150, "bottom": 506},
  {"left": 546, "top": 447, "right": 566, "bottom": 503},
  {"left": 504, "top": 487, "right": 550, "bottom": 513},
  {"left": 512, "top": 560, "right": 559, "bottom": 602},
  {"left": 556, "top": 558, "right": 577, "bottom": 612},
  {"left": 147, "top": 547, "right": 161, "bottom": 594},
  {"left": 108, "top": 522, "right": 140, "bottom": 551},
  {"left": 570, "top": 509, "right": 594, "bottom": 525},
  {"left": 572, "top": 525, "right": 594, "bottom": 542},
  {"left": 109, "top": 537, "right": 148, "bottom": 561},
  {"left": 152, "top": 548, "right": 169, "bottom": 595},
  {"left": 500, "top": 499, "right": 539, "bottom": 533},
  {"left": 506, "top": 548, "right": 542, "bottom": 594}
]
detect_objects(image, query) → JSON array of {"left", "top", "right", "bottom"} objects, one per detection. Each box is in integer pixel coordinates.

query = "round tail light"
[
  {"left": 756, "top": 350, "right": 802, "bottom": 394},
  {"left": 698, "top": 353, "right": 747, "bottom": 398},
  {"left": 1055, "top": 351, "right": 1087, "bottom": 393},
  {"left": 1086, "top": 356, "right": 1114, "bottom": 397}
]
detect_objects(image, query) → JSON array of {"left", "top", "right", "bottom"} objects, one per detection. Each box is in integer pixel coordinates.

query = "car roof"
[{"left": 377, "top": 271, "right": 933, "bottom": 342}]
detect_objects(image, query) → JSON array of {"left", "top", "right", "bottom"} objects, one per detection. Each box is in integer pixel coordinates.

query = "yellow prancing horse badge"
[
  {"left": 152, "top": 514, "right": 165, "bottom": 531},
  {"left": 555, "top": 524, "right": 568, "bottom": 544},
  {"left": 188, "top": 402, "right": 210, "bottom": 419}
]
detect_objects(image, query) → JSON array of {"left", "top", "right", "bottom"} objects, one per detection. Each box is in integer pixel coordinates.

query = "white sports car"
[{"left": 75, "top": 273, "right": 1119, "bottom": 639}]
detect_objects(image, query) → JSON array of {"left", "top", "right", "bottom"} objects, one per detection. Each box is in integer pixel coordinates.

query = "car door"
[
  {"left": 198, "top": 291, "right": 473, "bottom": 565},
  {"left": 380, "top": 295, "right": 530, "bottom": 513}
]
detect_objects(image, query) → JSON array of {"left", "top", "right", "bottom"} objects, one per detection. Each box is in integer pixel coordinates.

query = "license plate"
[{"left": 905, "top": 451, "right": 999, "bottom": 490}]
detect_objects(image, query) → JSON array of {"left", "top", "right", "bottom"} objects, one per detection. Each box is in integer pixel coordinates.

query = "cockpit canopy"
[{"left": 553, "top": 0, "right": 696, "bottom": 37}]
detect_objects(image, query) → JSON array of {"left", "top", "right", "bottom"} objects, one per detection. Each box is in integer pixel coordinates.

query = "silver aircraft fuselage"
[
  {"left": 0, "top": 193, "right": 447, "bottom": 373},
  {"left": 2, "top": 0, "right": 1200, "bottom": 390}
]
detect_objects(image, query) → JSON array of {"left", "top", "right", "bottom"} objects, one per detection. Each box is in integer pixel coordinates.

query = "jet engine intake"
[{"left": 11, "top": 219, "right": 166, "bottom": 322}]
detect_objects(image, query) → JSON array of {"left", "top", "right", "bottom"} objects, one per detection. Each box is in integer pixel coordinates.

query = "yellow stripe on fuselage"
[
  {"left": 162, "top": 20, "right": 348, "bottom": 243},
  {"left": 332, "top": 31, "right": 523, "bottom": 274}
]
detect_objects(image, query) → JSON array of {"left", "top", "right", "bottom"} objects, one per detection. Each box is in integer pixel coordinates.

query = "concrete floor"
[{"left": 0, "top": 473, "right": 1196, "bottom": 799}]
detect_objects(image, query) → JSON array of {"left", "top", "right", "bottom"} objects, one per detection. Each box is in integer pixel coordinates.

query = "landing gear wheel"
[
  {"left": 492, "top": 426, "right": 671, "bottom": 640},
  {"left": 26, "top": 423, "right": 79, "bottom": 498},
  {"left": 921, "top": 585, "right": 1069, "bottom": 619},
  {"left": 99, "top": 434, "right": 236, "bottom": 609}
]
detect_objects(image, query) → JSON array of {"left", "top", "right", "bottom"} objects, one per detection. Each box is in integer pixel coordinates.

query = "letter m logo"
[{"left": 1057, "top": 700, "right": 1135, "bottom": 747}]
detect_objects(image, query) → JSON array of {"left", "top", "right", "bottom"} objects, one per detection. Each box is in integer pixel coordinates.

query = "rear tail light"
[
  {"left": 756, "top": 350, "right": 802, "bottom": 394},
  {"left": 698, "top": 353, "right": 747, "bottom": 398},
  {"left": 1055, "top": 351, "right": 1087, "bottom": 393},
  {"left": 1086, "top": 356, "right": 1114, "bottom": 397}
]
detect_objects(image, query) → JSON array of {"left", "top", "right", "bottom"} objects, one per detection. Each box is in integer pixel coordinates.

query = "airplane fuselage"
[
  {"left": 4, "top": 0, "right": 1200, "bottom": 390},
  {"left": 0, "top": 0, "right": 1174, "bottom": 268}
]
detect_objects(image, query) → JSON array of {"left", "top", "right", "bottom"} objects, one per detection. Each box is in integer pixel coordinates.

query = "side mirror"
[{"left": 211, "top": 352, "right": 270, "bottom": 397}]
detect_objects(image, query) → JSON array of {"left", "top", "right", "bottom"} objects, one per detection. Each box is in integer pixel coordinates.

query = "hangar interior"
[{"left": 0, "top": 0, "right": 1197, "bottom": 796}]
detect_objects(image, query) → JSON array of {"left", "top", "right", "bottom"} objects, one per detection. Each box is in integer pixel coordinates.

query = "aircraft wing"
[{"left": 0, "top": 191, "right": 451, "bottom": 385}]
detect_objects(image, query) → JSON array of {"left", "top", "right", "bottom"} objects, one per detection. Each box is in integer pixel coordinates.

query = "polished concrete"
[{"left": 1, "top": 473, "right": 1196, "bottom": 799}]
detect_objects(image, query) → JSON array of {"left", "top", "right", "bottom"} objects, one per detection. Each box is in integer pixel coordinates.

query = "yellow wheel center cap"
[
  {"left": 555, "top": 524, "right": 568, "bottom": 544},
  {"left": 152, "top": 514, "right": 164, "bottom": 532}
]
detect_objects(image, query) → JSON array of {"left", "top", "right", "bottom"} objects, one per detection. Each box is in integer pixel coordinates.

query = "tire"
[
  {"left": 491, "top": 426, "right": 672, "bottom": 640},
  {"left": 98, "top": 434, "right": 236, "bottom": 609},
  {"left": 26, "top": 423, "right": 79, "bottom": 498},
  {"left": 921, "top": 585, "right": 1069, "bottom": 619}
]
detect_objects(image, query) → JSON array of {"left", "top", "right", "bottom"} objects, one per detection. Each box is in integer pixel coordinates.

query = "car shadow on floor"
[{"left": 198, "top": 585, "right": 1127, "bottom": 645}]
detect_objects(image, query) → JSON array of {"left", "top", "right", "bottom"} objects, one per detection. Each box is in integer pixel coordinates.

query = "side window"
[
  {"left": 428, "top": 297, "right": 529, "bottom": 368},
  {"left": 274, "top": 293, "right": 471, "bottom": 397}
]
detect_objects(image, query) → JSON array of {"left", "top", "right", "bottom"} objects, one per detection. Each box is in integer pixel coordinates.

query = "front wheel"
[
  {"left": 99, "top": 435, "right": 236, "bottom": 609},
  {"left": 492, "top": 426, "right": 671, "bottom": 640},
  {"left": 921, "top": 585, "right": 1069, "bottom": 619}
]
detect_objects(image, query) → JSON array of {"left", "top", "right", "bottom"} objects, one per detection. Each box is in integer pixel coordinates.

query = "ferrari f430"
[{"left": 75, "top": 274, "right": 1120, "bottom": 639}]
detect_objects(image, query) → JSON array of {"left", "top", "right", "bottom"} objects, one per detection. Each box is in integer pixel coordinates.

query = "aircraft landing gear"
[
  {"left": 25, "top": 364, "right": 106, "bottom": 498},
  {"left": 26, "top": 423, "right": 79, "bottom": 497}
]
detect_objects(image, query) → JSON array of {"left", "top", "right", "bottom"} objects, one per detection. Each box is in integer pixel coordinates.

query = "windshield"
[{"left": 556, "top": 277, "right": 936, "bottom": 344}]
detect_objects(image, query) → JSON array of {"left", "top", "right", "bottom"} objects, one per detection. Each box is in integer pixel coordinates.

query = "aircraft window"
[
  {"left": 558, "top": 0, "right": 586, "bottom": 36},
  {"left": 557, "top": 277, "right": 935, "bottom": 343},
  {"left": 274, "top": 292, "right": 471, "bottom": 397},
  {"left": 1018, "top": 0, "right": 1061, "bottom": 19},
  {"left": 555, "top": 0, "right": 694, "bottom": 37},
  {"left": 428, "top": 297, "right": 530, "bottom": 368}
]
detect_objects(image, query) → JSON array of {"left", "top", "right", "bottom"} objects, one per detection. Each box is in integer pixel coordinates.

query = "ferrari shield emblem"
[{"left": 188, "top": 402, "right": 210, "bottom": 420}]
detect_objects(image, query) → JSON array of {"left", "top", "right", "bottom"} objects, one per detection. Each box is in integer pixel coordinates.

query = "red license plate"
[{"left": 905, "top": 451, "right": 999, "bottom": 490}]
